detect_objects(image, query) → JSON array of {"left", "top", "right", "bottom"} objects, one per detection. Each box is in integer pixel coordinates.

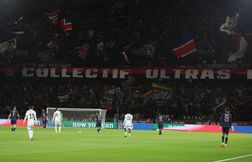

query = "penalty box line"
[{"left": 214, "top": 154, "right": 252, "bottom": 162}]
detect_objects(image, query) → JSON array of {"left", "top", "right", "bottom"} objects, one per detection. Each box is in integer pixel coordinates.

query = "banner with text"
[
  {"left": 46, "top": 121, "right": 117, "bottom": 129},
  {"left": 1, "top": 66, "right": 252, "bottom": 80}
]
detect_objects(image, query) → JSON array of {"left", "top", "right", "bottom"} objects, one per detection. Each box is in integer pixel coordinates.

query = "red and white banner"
[
  {"left": 163, "top": 124, "right": 238, "bottom": 133},
  {"left": 1, "top": 66, "right": 252, "bottom": 80}
]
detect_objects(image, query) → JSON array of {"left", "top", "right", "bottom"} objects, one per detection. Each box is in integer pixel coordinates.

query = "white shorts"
[
  {"left": 27, "top": 121, "right": 35, "bottom": 130},
  {"left": 54, "top": 121, "right": 61, "bottom": 126},
  {"left": 124, "top": 122, "right": 133, "bottom": 129}
]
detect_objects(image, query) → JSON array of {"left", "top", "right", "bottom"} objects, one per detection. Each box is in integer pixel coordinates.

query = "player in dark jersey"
[
  {"left": 7, "top": 106, "right": 20, "bottom": 134},
  {"left": 41, "top": 109, "right": 48, "bottom": 128},
  {"left": 156, "top": 113, "right": 163, "bottom": 135},
  {"left": 220, "top": 107, "right": 232, "bottom": 147},
  {"left": 96, "top": 112, "right": 102, "bottom": 133}
]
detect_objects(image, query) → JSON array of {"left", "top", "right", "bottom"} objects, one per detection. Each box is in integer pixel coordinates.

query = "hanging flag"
[
  {"left": 172, "top": 39, "right": 197, "bottom": 57},
  {"left": 59, "top": 18, "right": 73, "bottom": 32},
  {"left": 152, "top": 82, "right": 173, "bottom": 106},
  {"left": 0, "top": 39, "right": 17, "bottom": 54}
]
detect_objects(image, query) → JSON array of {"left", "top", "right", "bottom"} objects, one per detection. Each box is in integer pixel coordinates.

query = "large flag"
[
  {"left": 219, "top": 13, "right": 239, "bottom": 35},
  {"left": 59, "top": 18, "right": 73, "bottom": 32},
  {"left": 0, "top": 39, "right": 17, "bottom": 54},
  {"left": 172, "top": 39, "right": 197, "bottom": 57},
  {"left": 227, "top": 36, "right": 248, "bottom": 63}
]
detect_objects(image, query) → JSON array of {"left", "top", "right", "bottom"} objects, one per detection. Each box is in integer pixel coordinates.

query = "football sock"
[
  {"left": 28, "top": 130, "right": 32, "bottom": 139},
  {"left": 55, "top": 126, "right": 58, "bottom": 133},
  {"left": 222, "top": 136, "right": 224, "bottom": 143},
  {"left": 30, "top": 130, "right": 33, "bottom": 140},
  {"left": 225, "top": 137, "right": 228, "bottom": 144},
  {"left": 59, "top": 126, "right": 61, "bottom": 133}
]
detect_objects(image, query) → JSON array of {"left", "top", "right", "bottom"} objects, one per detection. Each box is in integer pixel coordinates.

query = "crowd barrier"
[
  {"left": 1, "top": 119, "right": 251, "bottom": 134},
  {"left": 0, "top": 119, "right": 40, "bottom": 126}
]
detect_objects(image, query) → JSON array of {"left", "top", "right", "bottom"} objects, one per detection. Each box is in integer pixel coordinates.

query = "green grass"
[{"left": 0, "top": 127, "right": 252, "bottom": 162}]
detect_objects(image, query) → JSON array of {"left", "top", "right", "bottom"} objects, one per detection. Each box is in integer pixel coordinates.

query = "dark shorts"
[
  {"left": 158, "top": 122, "right": 163, "bottom": 129},
  {"left": 96, "top": 122, "right": 101, "bottom": 128},
  {"left": 11, "top": 120, "right": 17, "bottom": 125},
  {"left": 222, "top": 127, "right": 230, "bottom": 135}
]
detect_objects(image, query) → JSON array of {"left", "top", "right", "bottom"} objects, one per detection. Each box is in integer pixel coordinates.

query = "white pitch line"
[{"left": 214, "top": 154, "right": 252, "bottom": 162}]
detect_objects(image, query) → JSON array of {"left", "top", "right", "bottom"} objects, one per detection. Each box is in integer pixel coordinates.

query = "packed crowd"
[
  {"left": 0, "top": 78, "right": 252, "bottom": 123},
  {"left": 0, "top": 0, "right": 252, "bottom": 124},
  {"left": 0, "top": 0, "right": 252, "bottom": 67}
]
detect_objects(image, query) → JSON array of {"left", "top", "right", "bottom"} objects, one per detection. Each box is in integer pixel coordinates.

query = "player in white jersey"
[
  {"left": 123, "top": 113, "right": 133, "bottom": 137},
  {"left": 23, "top": 106, "right": 37, "bottom": 141},
  {"left": 52, "top": 108, "right": 63, "bottom": 133}
]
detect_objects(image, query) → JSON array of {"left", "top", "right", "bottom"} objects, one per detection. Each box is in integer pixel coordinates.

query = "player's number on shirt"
[
  {"left": 126, "top": 116, "right": 131, "bottom": 120},
  {"left": 29, "top": 114, "right": 35, "bottom": 119},
  {"left": 224, "top": 116, "right": 230, "bottom": 122}
]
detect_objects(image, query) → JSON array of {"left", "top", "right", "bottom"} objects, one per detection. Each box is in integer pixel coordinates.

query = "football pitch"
[{"left": 0, "top": 127, "right": 252, "bottom": 162}]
